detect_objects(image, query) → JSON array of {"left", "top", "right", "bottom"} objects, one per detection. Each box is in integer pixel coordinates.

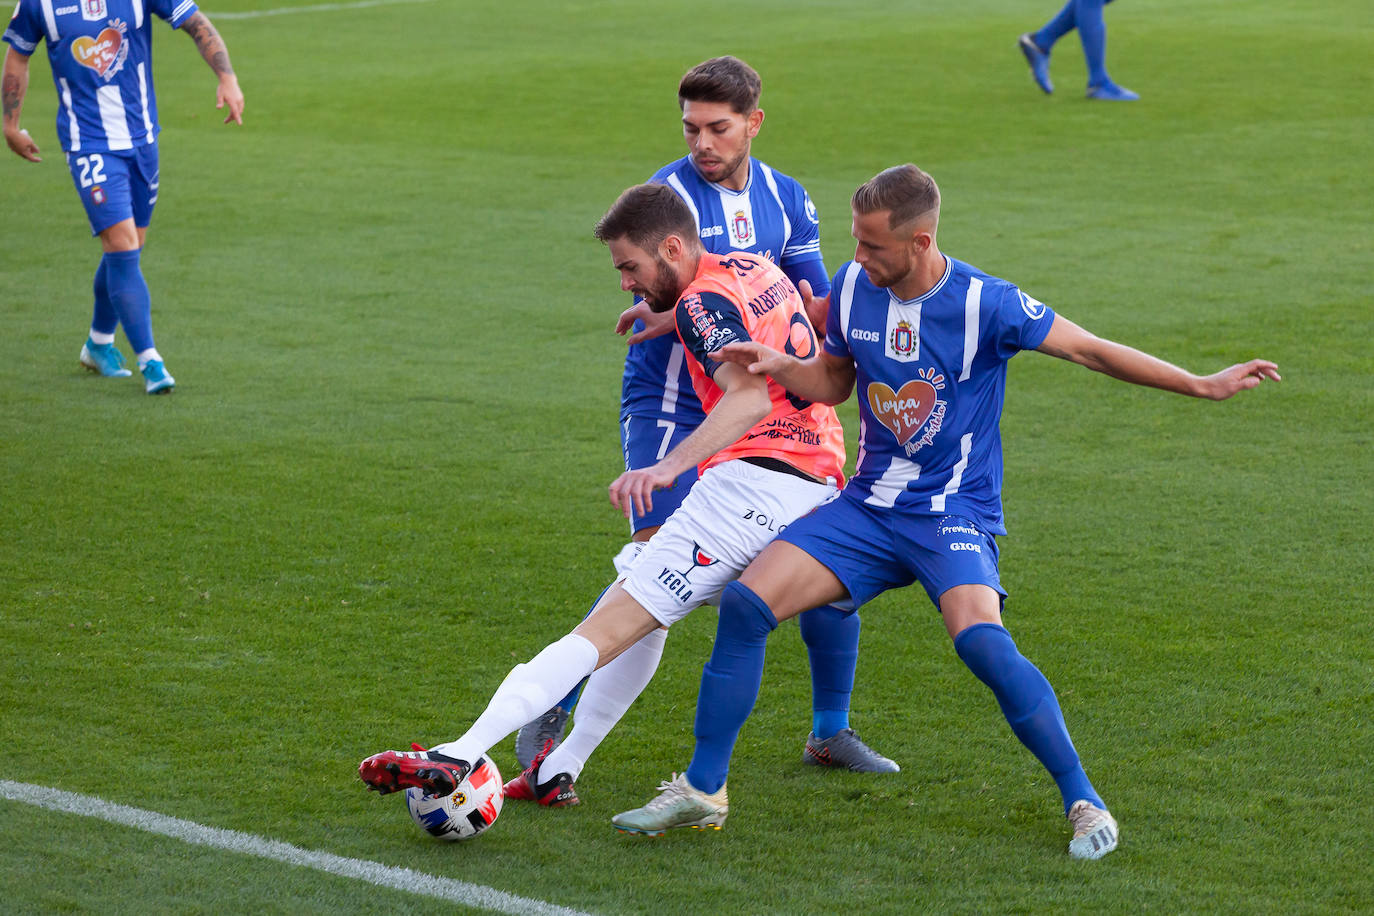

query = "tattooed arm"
[
  {"left": 3, "top": 46, "right": 41, "bottom": 161},
  {"left": 180, "top": 11, "right": 245, "bottom": 125}
]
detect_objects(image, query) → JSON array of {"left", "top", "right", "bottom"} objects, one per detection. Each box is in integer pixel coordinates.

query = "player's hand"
[
  {"left": 1198, "top": 359, "right": 1281, "bottom": 400},
  {"left": 5, "top": 127, "right": 41, "bottom": 162},
  {"left": 608, "top": 465, "right": 677, "bottom": 520},
  {"left": 799, "top": 279, "right": 829, "bottom": 334},
  {"left": 710, "top": 340, "right": 791, "bottom": 377},
  {"left": 616, "top": 301, "right": 676, "bottom": 345},
  {"left": 217, "top": 75, "right": 244, "bottom": 125}
]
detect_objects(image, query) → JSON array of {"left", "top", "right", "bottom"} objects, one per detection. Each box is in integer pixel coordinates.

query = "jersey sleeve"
[
  {"left": 822, "top": 265, "right": 853, "bottom": 359},
  {"left": 148, "top": 0, "right": 200, "bottom": 28},
  {"left": 777, "top": 176, "right": 826, "bottom": 282},
  {"left": 3, "top": 0, "right": 44, "bottom": 54},
  {"left": 782, "top": 258, "right": 831, "bottom": 300},
  {"left": 991, "top": 282, "right": 1057, "bottom": 358},
  {"left": 674, "top": 290, "right": 750, "bottom": 378}
]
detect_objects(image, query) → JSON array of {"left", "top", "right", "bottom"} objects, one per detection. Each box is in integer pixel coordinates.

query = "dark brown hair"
[
  {"left": 594, "top": 183, "right": 699, "bottom": 251},
  {"left": 677, "top": 56, "right": 762, "bottom": 115}
]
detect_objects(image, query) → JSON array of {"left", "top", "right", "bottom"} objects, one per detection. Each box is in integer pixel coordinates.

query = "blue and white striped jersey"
[
  {"left": 4, "top": 0, "right": 198, "bottom": 153},
  {"left": 620, "top": 156, "right": 829, "bottom": 424},
  {"left": 825, "top": 256, "right": 1056, "bottom": 535}
]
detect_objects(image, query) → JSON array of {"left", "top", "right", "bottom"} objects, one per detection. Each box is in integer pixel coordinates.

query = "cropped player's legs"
[
  {"left": 79, "top": 255, "right": 134, "bottom": 378},
  {"left": 514, "top": 415, "right": 697, "bottom": 770},
  {"left": 612, "top": 541, "right": 848, "bottom": 835},
  {"left": 423, "top": 583, "right": 662, "bottom": 767},
  {"left": 684, "top": 541, "right": 849, "bottom": 794},
  {"left": 537, "top": 626, "right": 668, "bottom": 784},
  {"left": 798, "top": 605, "right": 857, "bottom": 738},
  {"left": 99, "top": 222, "right": 155, "bottom": 357},
  {"left": 942, "top": 585, "right": 1116, "bottom": 857},
  {"left": 1032, "top": 0, "right": 1079, "bottom": 53},
  {"left": 1075, "top": 0, "right": 1137, "bottom": 99},
  {"left": 942, "top": 585, "right": 1102, "bottom": 812}
]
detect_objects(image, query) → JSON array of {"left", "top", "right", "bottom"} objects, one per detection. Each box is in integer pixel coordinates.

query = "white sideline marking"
[
  {"left": 1, "top": 780, "right": 593, "bottom": 916},
  {"left": 208, "top": 0, "right": 434, "bottom": 20}
]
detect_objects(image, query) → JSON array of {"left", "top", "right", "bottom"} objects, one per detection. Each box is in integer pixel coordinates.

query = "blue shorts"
[
  {"left": 620, "top": 413, "right": 701, "bottom": 533},
  {"left": 66, "top": 143, "right": 160, "bottom": 236},
  {"left": 779, "top": 491, "right": 1005, "bottom": 611}
]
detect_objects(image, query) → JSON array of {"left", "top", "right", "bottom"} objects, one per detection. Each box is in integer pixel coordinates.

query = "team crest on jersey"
[
  {"left": 81, "top": 0, "right": 106, "bottom": 20},
  {"left": 70, "top": 18, "right": 128, "bottom": 81},
  {"left": 91, "top": 185, "right": 105, "bottom": 204},
  {"left": 866, "top": 367, "right": 947, "bottom": 457},
  {"left": 729, "top": 209, "right": 755, "bottom": 247},
  {"left": 889, "top": 319, "right": 918, "bottom": 359},
  {"left": 803, "top": 194, "right": 819, "bottom": 225}
]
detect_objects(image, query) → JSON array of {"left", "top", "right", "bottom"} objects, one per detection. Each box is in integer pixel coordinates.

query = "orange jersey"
[{"left": 672, "top": 253, "right": 846, "bottom": 484}]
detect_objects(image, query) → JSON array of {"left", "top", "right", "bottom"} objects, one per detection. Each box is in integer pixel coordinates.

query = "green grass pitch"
[{"left": 1, "top": 0, "right": 1370, "bottom": 912}]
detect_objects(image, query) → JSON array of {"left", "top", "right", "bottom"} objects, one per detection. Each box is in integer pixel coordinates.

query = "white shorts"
[{"left": 621, "top": 459, "right": 838, "bottom": 627}]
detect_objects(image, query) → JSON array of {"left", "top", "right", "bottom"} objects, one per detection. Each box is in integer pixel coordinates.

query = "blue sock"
[
  {"left": 953, "top": 623, "right": 1102, "bottom": 814},
  {"left": 102, "top": 249, "right": 154, "bottom": 354},
  {"left": 1074, "top": 0, "right": 1110, "bottom": 86},
  {"left": 685, "top": 581, "right": 777, "bottom": 794},
  {"left": 799, "top": 605, "right": 858, "bottom": 739},
  {"left": 1034, "top": 0, "right": 1077, "bottom": 51},
  {"left": 90, "top": 258, "right": 118, "bottom": 336},
  {"left": 555, "top": 583, "right": 615, "bottom": 711}
]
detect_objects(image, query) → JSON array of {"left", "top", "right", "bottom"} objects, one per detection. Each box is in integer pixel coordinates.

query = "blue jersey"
[
  {"left": 620, "top": 156, "right": 830, "bottom": 424},
  {"left": 825, "top": 256, "right": 1056, "bottom": 536},
  {"left": 4, "top": 0, "right": 198, "bottom": 153}
]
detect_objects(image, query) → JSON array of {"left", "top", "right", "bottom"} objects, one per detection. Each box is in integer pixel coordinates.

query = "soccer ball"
[{"left": 403, "top": 756, "right": 504, "bottom": 841}]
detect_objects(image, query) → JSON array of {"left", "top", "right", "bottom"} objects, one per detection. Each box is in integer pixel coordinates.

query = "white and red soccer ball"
[{"left": 404, "top": 756, "right": 503, "bottom": 841}]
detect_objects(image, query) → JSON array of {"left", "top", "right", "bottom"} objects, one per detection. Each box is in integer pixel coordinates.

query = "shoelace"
[
  {"left": 643, "top": 774, "right": 690, "bottom": 811},
  {"left": 1068, "top": 802, "right": 1107, "bottom": 832}
]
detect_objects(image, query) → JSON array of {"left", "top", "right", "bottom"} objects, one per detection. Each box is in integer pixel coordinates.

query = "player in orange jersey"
[{"left": 358, "top": 184, "right": 846, "bottom": 815}]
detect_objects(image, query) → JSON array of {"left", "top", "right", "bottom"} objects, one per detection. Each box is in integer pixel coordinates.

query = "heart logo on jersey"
[
  {"left": 867, "top": 379, "right": 939, "bottom": 445},
  {"left": 71, "top": 27, "right": 123, "bottom": 78}
]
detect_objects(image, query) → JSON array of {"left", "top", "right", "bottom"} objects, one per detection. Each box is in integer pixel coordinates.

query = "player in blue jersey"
[
  {"left": 512, "top": 56, "right": 897, "bottom": 798},
  {"left": 612, "top": 164, "right": 1279, "bottom": 855},
  {"left": 4, "top": 0, "right": 243, "bottom": 393},
  {"left": 1018, "top": 0, "right": 1137, "bottom": 100}
]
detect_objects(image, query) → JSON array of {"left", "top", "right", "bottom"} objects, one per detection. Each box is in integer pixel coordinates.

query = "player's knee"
[
  {"left": 718, "top": 581, "right": 779, "bottom": 643},
  {"left": 953, "top": 621, "right": 1019, "bottom": 684},
  {"left": 798, "top": 604, "right": 859, "bottom": 648}
]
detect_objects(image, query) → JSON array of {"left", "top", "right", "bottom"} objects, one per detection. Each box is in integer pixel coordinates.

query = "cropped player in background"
[
  {"left": 612, "top": 165, "right": 1279, "bottom": 857},
  {"left": 1018, "top": 0, "right": 1137, "bottom": 100},
  {"left": 3, "top": 0, "right": 243, "bottom": 393},
  {"left": 359, "top": 184, "right": 862, "bottom": 812},
  {"left": 513, "top": 56, "right": 897, "bottom": 784}
]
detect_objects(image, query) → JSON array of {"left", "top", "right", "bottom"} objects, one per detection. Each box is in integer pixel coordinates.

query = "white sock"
[
  {"left": 136, "top": 347, "right": 162, "bottom": 369},
  {"left": 431, "top": 633, "right": 598, "bottom": 765},
  {"left": 89, "top": 330, "right": 116, "bottom": 346},
  {"left": 539, "top": 627, "right": 667, "bottom": 782}
]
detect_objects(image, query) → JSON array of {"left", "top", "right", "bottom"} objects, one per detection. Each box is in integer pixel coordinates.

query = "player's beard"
[
  {"left": 641, "top": 257, "right": 683, "bottom": 313},
  {"left": 861, "top": 251, "right": 913, "bottom": 291},
  {"left": 694, "top": 148, "right": 749, "bottom": 187}
]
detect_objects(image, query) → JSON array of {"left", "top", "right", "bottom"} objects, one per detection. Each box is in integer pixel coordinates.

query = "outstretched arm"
[
  {"left": 180, "top": 12, "right": 244, "bottom": 125},
  {"left": 1036, "top": 314, "right": 1280, "bottom": 400},
  {"left": 3, "top": 47, "right": 41, "bottom": 161},
  {"left": 710, "top": 339, "right": 856, "bottom": 406},
  {"left": 608, "top": 363, "right": 771, "bottom": 520}
]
